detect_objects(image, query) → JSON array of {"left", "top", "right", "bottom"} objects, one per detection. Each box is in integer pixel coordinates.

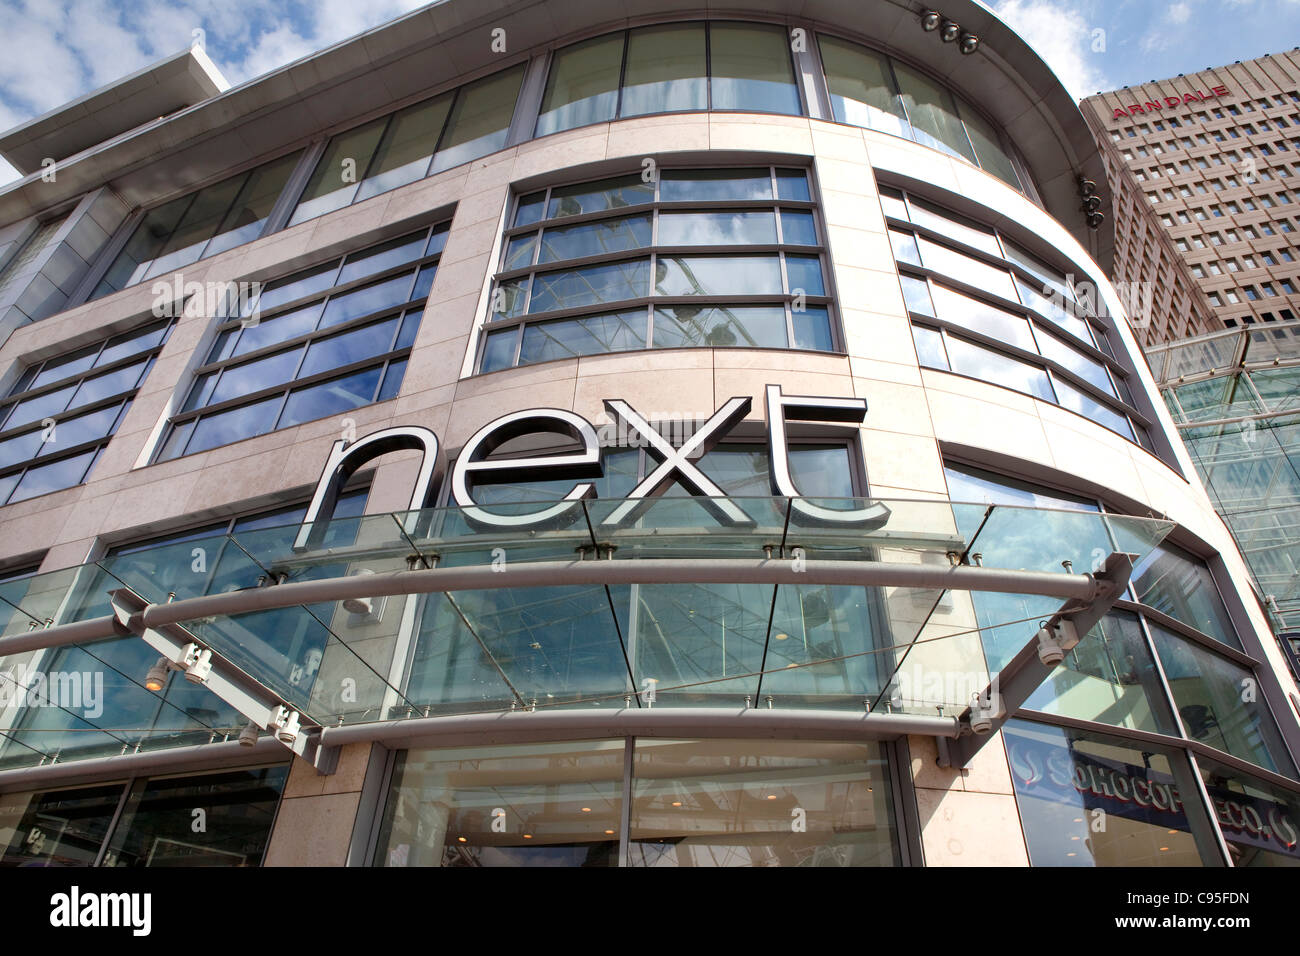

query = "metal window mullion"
[
  {"left": 196, "top": 168, "right": 255, "bottom": 261},
  {"left": 354, "top": 113, "right": 396, "bottom": 192},
  {"left": 509, "top": 53, "right": 550, "bottom": 146},
  {"left": 793, "top": 23, "right": 831, "bottom": 122},
  {"left": 618, "top": 736, "right": 634, "bottom": 867},
  {"left": 1177, "top": 748, "right": 1236, "bottom": 866},
  {"left": 614, "top": 30, "right": 630, "bottom": 120},
  {"left": 67, "top": 205, "right": 147, "bottom": 307},
  {"left": 704, "top": 20, "right": 713, "bottom": 112},
  {"left": 91, "top": 779, "right": 136, "bottom": 868},
  {"left": 883, "top": 56, "right": 915, "bottom": 142},
  {"left": 510, "top": 322, "right": 525, "bottom": 368},
  {"left": 268, "top": 389, "right": 294, "bottom": 431}
]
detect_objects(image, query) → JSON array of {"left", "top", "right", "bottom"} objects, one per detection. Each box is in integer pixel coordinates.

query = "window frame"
[
  {"left": 0, "top": 318, "right": 175, "bottom": 506},
  {"left": 474, "top": 163, "right": 840, "bottom": 373},
  {"left": 880, "top": 185, "right": 1154, "bottom": 448},
  {"left": 151, "top": 221, "right": 449, "bottom": 464}
]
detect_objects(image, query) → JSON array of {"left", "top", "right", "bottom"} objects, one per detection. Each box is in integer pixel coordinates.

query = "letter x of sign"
[{"left": 598, "top": 397, "right": 754, "bottom": 529}]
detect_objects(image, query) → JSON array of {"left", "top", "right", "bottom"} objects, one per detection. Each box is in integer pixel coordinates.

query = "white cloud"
[
  {"left": 988, "top": 0, "right": 1114, "bottom": 100},
  {"left": 1168, "top": 2, "right": 1192, "bottom": 23}
]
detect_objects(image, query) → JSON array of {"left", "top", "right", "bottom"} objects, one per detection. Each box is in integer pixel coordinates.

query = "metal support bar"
[
  {"left": 0, "top": 615, "right": 123, "bottom": 655},
  {"left": 0, "top": 736, "right": 286, "bottom": 793},
  {"left": 314, "top": 706, "right": 961, "bottom": 763},
  {"left": 943, "top": 552, "right": 1137, "bottom": 769},
  {"left": 108, "top": 588, "right": 323, "bottom": 763},
  {"left": 135, "top": 558, "right": 1106, "bottom": 633}
]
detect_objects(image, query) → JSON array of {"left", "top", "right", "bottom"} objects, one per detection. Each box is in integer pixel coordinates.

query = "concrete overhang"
[
  {"left": 0, "top": 47, "right": 229, "bottom": 175},
  {"left": 0, "top": 0, "right": 1112, "bottom": 270}
]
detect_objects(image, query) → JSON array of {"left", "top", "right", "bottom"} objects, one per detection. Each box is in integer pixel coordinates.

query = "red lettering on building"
[{"left": 1112, "top": 106, "right": 1129, "bottom": 119}]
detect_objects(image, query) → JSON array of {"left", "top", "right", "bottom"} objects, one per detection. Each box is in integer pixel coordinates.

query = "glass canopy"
[{"left": 0, "top": 498, "right": 1174, "bottom": 769}]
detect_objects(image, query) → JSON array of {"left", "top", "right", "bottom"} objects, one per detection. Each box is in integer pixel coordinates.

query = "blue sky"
[{"left": 0, "top": 0, "right": 1294, "bottom": 185}]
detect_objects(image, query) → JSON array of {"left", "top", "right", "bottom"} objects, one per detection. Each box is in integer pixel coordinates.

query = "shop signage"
[
  {"left": 1111, "top": 85, "right": 1230, "bottom": 120},
  {"left": 294, "top": 385, "right": 889, "bottom": 550},
  {"left": 1007, "top": 734, "right": 1300, "bottom": 859}
]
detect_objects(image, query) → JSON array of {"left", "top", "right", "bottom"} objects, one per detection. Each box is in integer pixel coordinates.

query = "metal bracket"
[
  {"left": 941, "top": 551, "right": 1137, "bottom": 769},
  {"left": 108, "top": 587, "right": 329, "bottom": 768}
]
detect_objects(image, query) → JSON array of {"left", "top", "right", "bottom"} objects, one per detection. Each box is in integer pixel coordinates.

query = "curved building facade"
[{"left": 0, "top": 0, "right": 1298, "bottom": 867}]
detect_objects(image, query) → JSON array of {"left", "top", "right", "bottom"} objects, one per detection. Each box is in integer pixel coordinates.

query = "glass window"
[
  {"left": 93, "top": 152, "right": 300, "bottom": 298},
  {"left": 818, "top": 36, "right": 908, "bottom": 137},
  {"left": 1131, "top": 543, "right": 1239, "bottom": 648},
  {"left": 536, "top": 33, "right": 624, "bottom": 136},
  {"left": 912, "top": 323, "right": 947, "bottom": 368},
  {"left": 539, "top": 214, "right": 652, "bottom": 261},
  {"left": 484, "top": 166, "right": 833, "bottom": 370},
  {"left": 780, "top": 209, "right": 817, "bottom": 245},
  {"left": 1003, "top": 719, "right": 1206, "bottom": 866},
  {"left": 355, "top": 94, "right": 453, "bottom": 202},
  {"left": 157, "top": 223, "right": 445, "bottom": 460},
  {"left": 792, "top": 306, "right": 834, "bottom": 351},
  {"left": 660, "top": 168, "right": 773, "bottom": 202},
  {"left": 1199, "top": 758, "right": 1300, "bottom": 866},
  {"left": 1033, "top": 327, "right": 1115, "bottom": 395},
  {"left": 658, "top": 210, "right": 776, "bottom": 246},
  {"left": 899, "top": 275, "right": 934, "bottom": 316},
  {"left": 960, "top": 101, "right": 1023, "bottom": 191},
  {"left": 374, "top": 740, "right": 626, "bottom": 867},
  {"left": 944, "top": 334, "right": 1056, "bottom": 402},
  {"left": 1053, "top": 379, "right": 1134, "bottom": 440},
  {"left": 290, "top": 120, "right": 387, "bottom": 225},
  {"left": 1023, "top": 611, "right": 1176, "bottom": 733},
  {"left": 1151, "top": 624, "right": 1295, "bottom": 775},
  {"left": 930, "top": 283, "right": 1035, "bottom": 351},
  {"left": 893, "top": 63, "right": 976, "bottom": 163},
  {"left": 102, "top": 767, "right": 288, "bottom": 867},
  {"left": 529, "top": 259, "right": 649, "bottom": 312},
  {"left": 278, "top": 366, "right": 384, "bottom": 428},
  {"left": 0, "top": 320, "right": 170, "bottom": 503},
  {"left": 629, "top": 739, "right": 897, "bottom": 866},
  {"left": 655, "top": 255, "right": 782, "bottom": 296},
  {"left": 653, "top": 305, "right": 787, "bottom": 348},
  {"left": 707, "top": 23, "right": 799, "bottom": 114},
  {"left": 907, "top": 196, "right": 1002, "bottom": 257},
  {"left": 916, "top": 237, "right": 1017, "bottom": 301},
  {"left": 547, "top": 175, "right": 653, "bottom": 219},
  {"left": 519, "top": 310, "right": 647, "bottom": 365},
  {"left": 430, "top": 66, "right": 525, "bottom": 174},
  {"left": 620, "top": 23, "right": 707, "bottom": 117},
  {"left": 0, "top": 784, "right": 125, "bottom": 867}
]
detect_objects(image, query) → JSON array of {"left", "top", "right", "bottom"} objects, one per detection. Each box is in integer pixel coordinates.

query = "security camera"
[
  {"left": 276, "top": 709, "right": 301, "bottom": 745},
  {"left": 182, "top": 644, "right": 213, "bottom": 684},
  {"left": 1037, "top": 619, "right": 1080, "bottom": 666}
]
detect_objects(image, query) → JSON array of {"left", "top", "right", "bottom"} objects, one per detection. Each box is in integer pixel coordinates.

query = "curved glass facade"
[
  {"left": 479, "top": 166, "right": 833, "bottom": 371},
  {"left": 79, "top": 20, "right": 1037, "bottom": 308},
  {"left": 884, "top": 185, "right": 1155, "bottom": 449}
]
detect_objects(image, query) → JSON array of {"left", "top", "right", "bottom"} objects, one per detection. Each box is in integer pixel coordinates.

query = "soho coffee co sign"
[
  {"left": 293, "top": 385, "right": 889, "bottom": 550},
  {"left": 1008, "top": 735, "right": 1300, "bottom": 858}
]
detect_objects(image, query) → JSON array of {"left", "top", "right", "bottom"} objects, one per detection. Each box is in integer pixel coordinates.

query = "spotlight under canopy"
[
  {"left": 144, "top": 657, "right": 170, "bottom": 692},
  {"left": 921, "top": 10, "right": 942, "bottom": 31},
  {"left": 959, "top": 32, "right": 980, "bottom": 54},
  {"left": 940, "top": 19, "right": 961, "bottom": 42}
]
